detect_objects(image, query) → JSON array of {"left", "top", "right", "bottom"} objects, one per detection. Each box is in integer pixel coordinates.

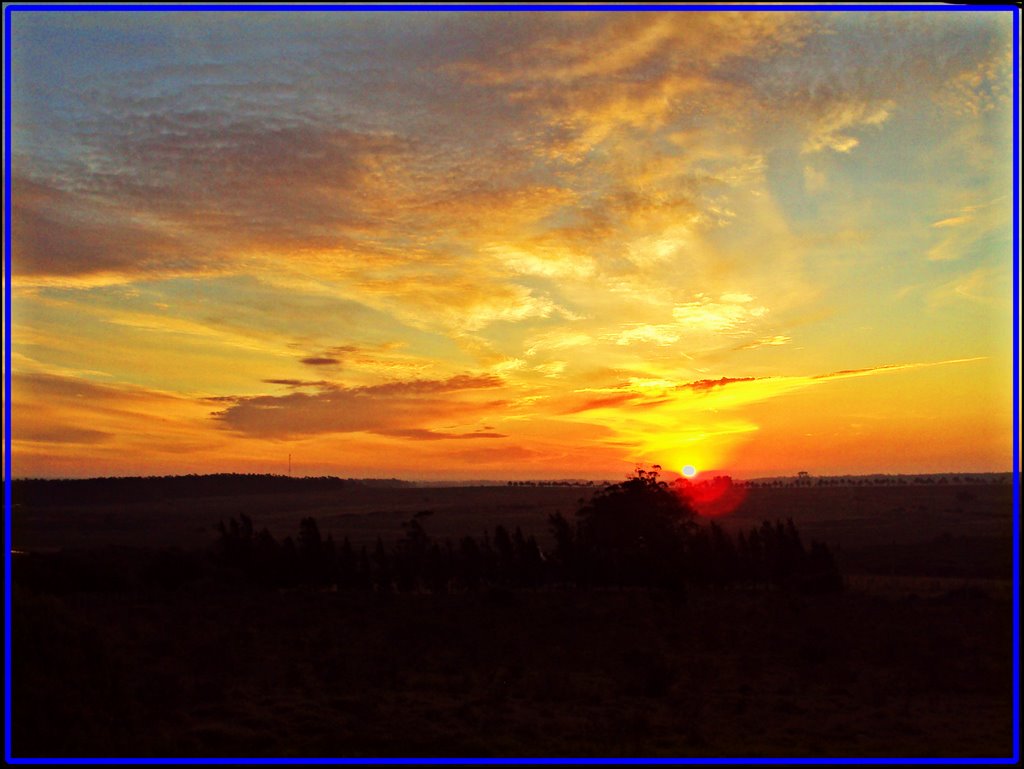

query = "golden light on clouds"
[{"left": 7, "top": 9, "right": 1015, "bottom": 479}]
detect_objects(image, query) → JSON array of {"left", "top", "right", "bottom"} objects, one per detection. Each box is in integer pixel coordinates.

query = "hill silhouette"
[{"left": 11, "top": 474, "right": 412, "bottom": 507}]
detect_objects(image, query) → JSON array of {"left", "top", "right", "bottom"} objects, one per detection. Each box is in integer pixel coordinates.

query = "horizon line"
[{"left": 7, "top": 469, "right": 1015, "bottom": 484}]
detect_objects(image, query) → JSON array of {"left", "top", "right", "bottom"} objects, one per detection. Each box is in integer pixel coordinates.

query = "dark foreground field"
[
  {"left": 12, "top": 582, "right": 1013, "bottom": 758},
  {"left": 9, "top": 476, "right": 1017, "bottom": 759}
]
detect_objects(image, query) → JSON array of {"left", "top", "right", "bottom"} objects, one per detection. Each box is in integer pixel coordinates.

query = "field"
[
  {"left": 12, "top": 478, "right": 1014, "bottom": 578},
  {"left": 8, "top": 476, "right": 1017, "bottom": 759}
]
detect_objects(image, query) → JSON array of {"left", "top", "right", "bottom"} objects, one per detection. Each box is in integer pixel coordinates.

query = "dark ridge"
[{"left": 11, "top": 474, "right": 414, "bottom": 507}]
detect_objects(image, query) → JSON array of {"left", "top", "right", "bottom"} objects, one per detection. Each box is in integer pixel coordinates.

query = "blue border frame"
[
  {"left": 4, "top": 1, "right": 14, "bottom": 763},
  {"left": 0, "top": 761, "right": 1013, "bottom": 767},
  {"left": 2, "top": 2, "right": 1020, "bottom": 765},
  {"left": 1012, "top": 6, "right": 1022, "bottom": 769},
  {"left": 0, "top": 3, "right": 1020, "bottom": 11}
]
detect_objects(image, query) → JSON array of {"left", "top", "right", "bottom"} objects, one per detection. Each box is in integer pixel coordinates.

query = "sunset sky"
[{"left": 7, "top": 8, "right": 1017, "bottom": 480}]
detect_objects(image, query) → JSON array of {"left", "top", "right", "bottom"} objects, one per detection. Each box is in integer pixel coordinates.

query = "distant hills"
[
  {"left": 743, "top": 472, "right": 1013, "bottom": 487},
  {"left": 9, "top": 471, "right": 1013, "bottom": 508},
  {"left": 10, "top": 473, "right": 413, "bottom": 507}
]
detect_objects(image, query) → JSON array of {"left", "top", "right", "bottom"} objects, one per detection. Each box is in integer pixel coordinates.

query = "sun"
[{"left": 681, "top": 464, "right": 697, "bottom": 478}]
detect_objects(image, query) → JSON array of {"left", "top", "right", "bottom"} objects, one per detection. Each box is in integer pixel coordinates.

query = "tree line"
[{"left": 215, "top": 468, "right": 842, "bottom": 595}]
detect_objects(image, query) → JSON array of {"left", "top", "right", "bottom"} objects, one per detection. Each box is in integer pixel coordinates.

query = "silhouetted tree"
[
  {"left": 297, "top": 517, "right": 331, "bottom": 585},
  {"left": 547, "top": 512, "right": 577, "bottom": 583},
  {"left": 512, "top": 527, "right": 545, "bottom": 587},
  {"left": 373, "top": 537, "right": 392, "bottom": 592},
  {"left": 336, "top": 536, "right": 357, "bottom": 589},
  {"left": 574, "top": 466, "right": 697, "bottom": 587},
  {"left": 208, "top": 497, "right": 839, "bottom": 595},
  {"left": 492, "top": 525, "right": 515, "bottom": 584}
]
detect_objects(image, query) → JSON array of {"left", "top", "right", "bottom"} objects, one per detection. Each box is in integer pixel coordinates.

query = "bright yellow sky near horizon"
[{"left": 7, "top": 10, "right": 1017, "bottom": 480}]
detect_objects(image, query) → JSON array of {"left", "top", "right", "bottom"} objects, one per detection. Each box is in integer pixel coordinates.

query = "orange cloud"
[{"left": 213, "top": 374, "right": 506, "bottom": 439}]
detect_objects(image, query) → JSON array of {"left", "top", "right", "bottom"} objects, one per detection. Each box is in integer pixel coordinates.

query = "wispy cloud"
[
  {"left": 928, "top": 268, "right": 1003, "bottom": 306},
  {"left": 738, "top": 335, "right": 791, "bottom": 350},
  {"left": 926, "top": 198, "right": 1009, "bottom": 262},
  {"left": 262, "top": 379, "right": 331, "bottom": 389},
  {"left": 801, "top": 99, "right": 894, "bottom": 154},
  {"left": 374, "top": 428, "right": 507, "bottom": 441},
  {"left": 607, "top": 294, "right": 772, "bottom": 347},
  {"left": 682, "top": 377, "right": 758, "bottom": 391}
]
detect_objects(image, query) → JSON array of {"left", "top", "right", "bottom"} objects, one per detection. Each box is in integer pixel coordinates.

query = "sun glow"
[{"left": 681, "top": 464, "right": 697, "bottom": 478}]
